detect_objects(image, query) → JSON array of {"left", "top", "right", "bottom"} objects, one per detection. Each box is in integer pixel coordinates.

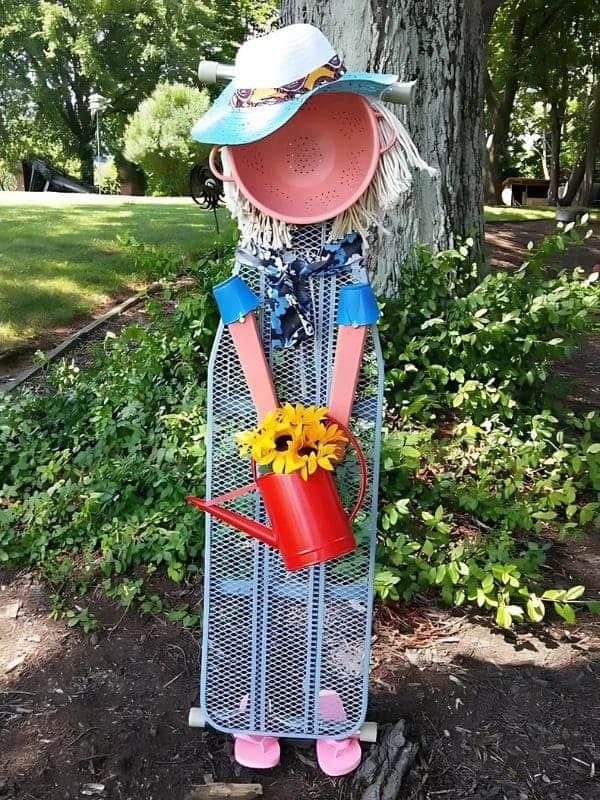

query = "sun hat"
[{"left": 191, "top": 24, "right": 398, "bottom": 146}]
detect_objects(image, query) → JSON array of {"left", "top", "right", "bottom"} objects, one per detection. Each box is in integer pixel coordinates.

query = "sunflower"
[{"left": 235, "top": 404, "right": 348, "bottom": 480}]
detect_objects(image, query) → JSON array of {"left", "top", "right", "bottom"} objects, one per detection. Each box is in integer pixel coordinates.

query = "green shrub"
[
  {"left": 124, "top": 82, "right": 211, "bottom": 196},
  {"left": 95, "top": 157, "right": 120, "bottom": 195},
  {"left": 0, "top": 241, "right": 231, "bottom": 603},
  {"left": 0, "top": 219, "right": 598, "bottom": 628},
  {"left": 376, "top": 218, "right": 600, "bottom": 626},
  {"left": 0, "top": 160, "right": 18, "bottom": 191}
]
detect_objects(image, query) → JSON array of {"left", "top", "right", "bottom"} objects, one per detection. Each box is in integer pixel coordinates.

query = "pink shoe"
[
  {"left": 234, "top": 732, "right": 281, "bottom": 769},
  {"left": 233, "top": 695, "right": 280, "bottom": 769},
  {"left": 316, "top": 690, "right": 362, "bottom": 777}
]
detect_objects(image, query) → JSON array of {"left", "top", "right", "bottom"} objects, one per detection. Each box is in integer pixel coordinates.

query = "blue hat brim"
[{"left": 191, "top": 72, "right": 398, "bottom": 146}]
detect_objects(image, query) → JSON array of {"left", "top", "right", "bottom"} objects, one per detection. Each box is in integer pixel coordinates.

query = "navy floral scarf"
[{"left": 236, "top": 232, "right": 366, "bottom": 349}]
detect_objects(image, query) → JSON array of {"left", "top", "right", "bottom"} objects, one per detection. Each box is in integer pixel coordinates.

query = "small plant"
[
  {"left": 65, "top": 607, "right": 98, "bottom": 634},
  {"left": 167, "top": 603, "right": 200, "bottom": 628}
]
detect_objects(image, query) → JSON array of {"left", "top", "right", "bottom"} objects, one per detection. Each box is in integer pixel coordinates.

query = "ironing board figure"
[{"left": 185, "top": 23, "right": 434, "bottom": 777}]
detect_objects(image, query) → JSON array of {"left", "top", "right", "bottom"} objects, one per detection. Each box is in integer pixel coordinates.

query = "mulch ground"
[
  {"left": 1, "top": 220, "right": 599, "bottom": 800},
  {"left": 1, "top": 540, "right": 599, "bottom": 800}
]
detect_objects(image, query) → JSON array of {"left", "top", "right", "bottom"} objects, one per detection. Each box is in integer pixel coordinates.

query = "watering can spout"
[{"left": 186, "top": 495, "right": 278, "bottom": 548}]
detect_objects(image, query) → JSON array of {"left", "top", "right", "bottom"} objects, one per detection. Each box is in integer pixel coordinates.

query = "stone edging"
[{"left": 0, "top": 281, "right": 164, "bottom": 394}]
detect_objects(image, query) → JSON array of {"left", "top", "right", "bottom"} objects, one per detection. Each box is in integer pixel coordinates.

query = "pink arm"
[
  {"left": 328, "top": 326, "right": 368, "bottom": 426},
  {"left": 228, "top": 314, "right": 279, "bottom": 421}
]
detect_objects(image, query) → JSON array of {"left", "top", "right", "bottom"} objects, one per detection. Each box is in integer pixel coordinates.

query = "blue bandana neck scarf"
[{"left": 236, "top": 232, "right": 366, "bottom": 349}]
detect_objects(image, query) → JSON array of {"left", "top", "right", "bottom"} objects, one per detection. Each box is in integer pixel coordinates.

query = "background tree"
[
  {"left": 484, "top": 1, "right": 529, "bottom": 203},
  {"left": 282, "top": 0, "right": 502, "bottom": 295},
  {"left": 560, "top": 77, "right": 600, "bottom": 207},
  {"left": 0, "top": 0, "right": 276, "bottom": 183},
  {"left": 486, "top": 0, "right": 600, "bottom": 205},
  {"left": 124, "top": 82, "right": 211, "bottom": 196}
]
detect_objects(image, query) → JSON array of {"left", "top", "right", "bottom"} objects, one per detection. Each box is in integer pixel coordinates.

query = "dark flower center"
[{"left": 275, "top": 435, "right": 292, "bottom": 451}]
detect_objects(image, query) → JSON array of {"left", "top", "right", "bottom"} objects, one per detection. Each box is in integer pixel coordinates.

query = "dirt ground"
[
  {"left": 1, "top": 535, "right": 599, "bottom": 800},
  {"left": 485, "top": 219, "right": 600, "bottom": 273},
  {"left": 1, "top": 220, "right": 600, "bottom": 799}
]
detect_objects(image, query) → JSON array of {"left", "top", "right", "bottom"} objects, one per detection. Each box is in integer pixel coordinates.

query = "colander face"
[{"left": 228, "top": 93, "right": 380, "bottom": 224}]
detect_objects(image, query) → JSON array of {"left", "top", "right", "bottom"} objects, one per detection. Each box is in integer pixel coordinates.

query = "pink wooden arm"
[
  {"left": 228, "top": 313, "right": 279, "bottom": 421},
  {"left": 328, "top": 326, "right": 368, "bottom": 427}
]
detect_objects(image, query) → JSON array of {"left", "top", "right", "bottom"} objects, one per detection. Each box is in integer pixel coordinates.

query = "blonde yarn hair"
[{"left": 221, "top": 100, "right": 437, "bottom": 249}]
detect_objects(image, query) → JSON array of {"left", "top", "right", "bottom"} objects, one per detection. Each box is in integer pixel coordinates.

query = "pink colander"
[{"left": 209, "top": 92, "right": 395, "bottom": 225}]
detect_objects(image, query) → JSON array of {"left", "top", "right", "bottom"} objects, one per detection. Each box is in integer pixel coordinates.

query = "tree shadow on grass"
[{"left": 0, "top": 280, "right": 118, "bottom": 354}]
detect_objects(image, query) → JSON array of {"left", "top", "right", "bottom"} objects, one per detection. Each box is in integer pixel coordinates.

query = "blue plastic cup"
[
  {"left": 213, "top": 276, "right": 260, "bottom": 324},
  {"left": 336, "top": 283, "right": 380, "bottom": 327}
]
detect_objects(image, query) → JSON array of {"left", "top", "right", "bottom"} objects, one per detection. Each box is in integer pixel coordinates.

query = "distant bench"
[{"left": 21, "top": 158, "right": 96, "bottom": 194}]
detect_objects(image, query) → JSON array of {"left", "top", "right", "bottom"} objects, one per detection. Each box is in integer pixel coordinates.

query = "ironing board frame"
[{"left": 197, "top": 225, "right": 384, "bottom": 740}]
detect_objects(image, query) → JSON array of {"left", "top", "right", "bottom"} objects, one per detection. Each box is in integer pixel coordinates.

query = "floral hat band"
[{"left": 231, "top": 55, "right": 347, "bottom": 109}]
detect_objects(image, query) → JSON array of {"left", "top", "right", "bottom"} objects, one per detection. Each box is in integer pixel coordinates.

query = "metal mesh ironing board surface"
[{"left": 200, "top": 223, "right": 384, "bottom": 739}]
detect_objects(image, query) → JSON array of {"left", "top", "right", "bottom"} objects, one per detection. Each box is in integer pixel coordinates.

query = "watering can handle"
[
  {"left": 334, "top": 416, "right": 368, "bottom": 523},
  {"left": 250, "top": 415, "right": 368, "bottom": 523},
  {"left": 209, "top": 145, "right": 235, "bottom": 182}
]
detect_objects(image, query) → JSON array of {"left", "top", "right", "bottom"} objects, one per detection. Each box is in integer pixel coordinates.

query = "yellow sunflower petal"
[
  {"left": 317, "top": 457, "right": 335, "bottom": 471},
  {"left": 272, "top": 453, "right": 287, "bottom": 473}
]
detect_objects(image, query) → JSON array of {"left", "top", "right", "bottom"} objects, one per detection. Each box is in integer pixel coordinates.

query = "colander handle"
[
  {"left": 374, "top": 111, "right": 398, "bottom": 155},
  {"left": 209, "top": 145, "right": 235, "bottom": 182}
]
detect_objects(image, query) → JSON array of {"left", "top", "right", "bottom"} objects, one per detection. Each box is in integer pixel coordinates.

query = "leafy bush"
[
  {"left": 0, "top": 220, "right": 598, "bottom": 629},
  {"left": 95, "top": 157, "right": 120, "bottom": 195},
  {"left": 0, "top": 160, "right": 18, "bottom": 191},
  {"left": 376, "top": 219, "right": 600, "bottom": 626},
  {"left": 124, "top": 82, "right": 211, "bottom": 196},
  {"left": 0, "top": 240, "right": 230, "bottom": 612}
]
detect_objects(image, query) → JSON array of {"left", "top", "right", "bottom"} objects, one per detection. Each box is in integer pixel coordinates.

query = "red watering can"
[{"left": 187, "top": 418, "right": 367, "bottom": 571}]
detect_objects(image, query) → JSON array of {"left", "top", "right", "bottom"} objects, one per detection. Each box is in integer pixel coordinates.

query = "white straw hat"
[{"left": 191, "top": 24, "right": 398, "bottom": 146}]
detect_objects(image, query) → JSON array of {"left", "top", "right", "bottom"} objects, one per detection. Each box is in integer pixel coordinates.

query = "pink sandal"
[
  {"left": 233, "top": 696, "right": 280, "bottom": 769},
  {"left": 316, "top": 690, "right": 362, "bottom": 776}
]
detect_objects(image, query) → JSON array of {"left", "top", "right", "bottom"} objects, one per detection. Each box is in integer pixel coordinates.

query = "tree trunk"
[
  {"left": 487, "top": 10, "right": 527, "bottom": 204},
  {"left": 548, "top": 101, "right": 562, "bottom": 204},
  {"left": 575, "top": 79, "right": 600, "bottom": 207},
  {"left": 281, "top": 0, "right": 488, "bottom": 296},
  {"left": 78, "top": 143, "right": 95, "bottom": 186},
  {"left": 560, "top": 78, "right": 600, "bottom": 206},
  {"left": 483, "top": 139, "right": 497, "bottom": 204},
  {"left": 540, "top": 128, "right": 550, "bottom": 180}
]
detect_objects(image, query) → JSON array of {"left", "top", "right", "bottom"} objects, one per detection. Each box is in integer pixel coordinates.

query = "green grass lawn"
[
  {"left": 484, "top": 205, "right": 600, "bottom": 222},
  {"left": 1, "top": 194, "right": 596, "bottom": 355},
  {"left": 0, "top": 196, "right": 232, "bottom": 354}
]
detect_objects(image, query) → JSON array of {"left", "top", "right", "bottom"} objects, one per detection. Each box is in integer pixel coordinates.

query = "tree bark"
[
  {"left": 575, "top": 78, "right": 600, "bottom": 207},
  {"left": 560, "top": 78, "right": 600, "bottom": 206},
  {"left": 281, "top": 0, "right": 488, "bottom": 296},
  {"left": 487, "top": 8, "right": 527, "bottom": 204},
  {"left": 78, "top": 143, "right": 94, "bottom": 186},
  {"left": 547, "top": 101, "right": 563, "bottom": 204}
]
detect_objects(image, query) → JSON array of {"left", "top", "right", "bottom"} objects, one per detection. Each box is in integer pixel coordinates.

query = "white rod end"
[{"left": 381, "top": 80, "right": 417, "bottom": 105}]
